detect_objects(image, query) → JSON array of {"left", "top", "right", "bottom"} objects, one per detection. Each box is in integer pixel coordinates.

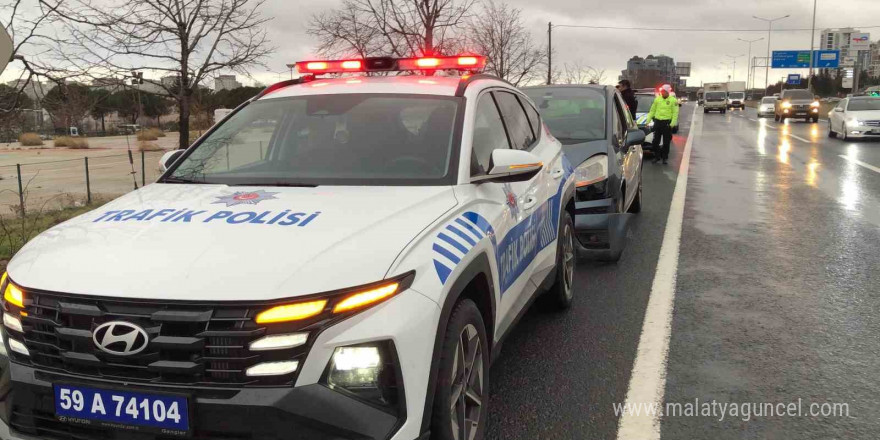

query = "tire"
[
  {"left": 774, "top": 114, "right": 779, "bottom": 121},
  {"left": 703, "top": 108, "right": 709, "bottom": 114},
  {"left": 841, "top": 129, "right": 848, "bottom": 141},
  {"left": 828, "top": 122, "right": 837, "bottom": 138},
  {"left": 431, "top": 299, "right": 489, "bottom": 440},
  {"left": 779, "top": 116, "right": 786, "bottom": 123},
  {"left": 804, "top": 117, "right": 810, "bottom": 123},
  {"left": 629, "top": 175, "right": 642, "bottom": 214},
  {"left": 721, "top": 109, "right": 727, "bottom": 114},
  {"left": 543, "top": 210, "right": 575, "bottom": 310},
  {"left": 812, "top": 117, "right": 819, "bottom": 123}
]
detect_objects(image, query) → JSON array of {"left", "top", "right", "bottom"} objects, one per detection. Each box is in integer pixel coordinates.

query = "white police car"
[{"left": 0, "top": 55, "right": 576, "bottom": 440}]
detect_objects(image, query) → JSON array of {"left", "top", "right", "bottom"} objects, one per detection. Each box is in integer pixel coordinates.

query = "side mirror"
[
  {"left": 159, "top": 149, "right": 185, "bottom": 172},
  {"left": 625, "top": 128, "right": 646, "bottom": 147},
  {"left": 473, "top": 149, "right": 543, "bottom": 183}
]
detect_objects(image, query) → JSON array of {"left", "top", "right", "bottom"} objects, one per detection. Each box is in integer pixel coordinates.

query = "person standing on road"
[
  {"left": 646, "top": 84, "right": 678, "bottom": 164},
  {"left": 617, "top": 80, "right": 638, "bottom": 119}
]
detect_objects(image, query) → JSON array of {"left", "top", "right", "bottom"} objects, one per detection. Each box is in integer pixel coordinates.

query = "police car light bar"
[{"left": 294, "top": 55, "right": 486, "bottom": 75}]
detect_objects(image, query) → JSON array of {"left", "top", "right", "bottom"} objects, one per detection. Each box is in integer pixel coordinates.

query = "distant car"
[
  {"left": 757, "top": 96, "right": 776, "bottom": 118},
  {"left": 774, "top": 89, "right": 819, "bottom": 123},
  {"left": 523, "top": 84, "right": 644, "bottom": 262},
  {"left": 828, "top": 96, "right": 880, "bottom": 140}
]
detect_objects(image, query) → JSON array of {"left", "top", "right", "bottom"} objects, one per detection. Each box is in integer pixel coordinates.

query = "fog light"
[
  {"left": 324, "top": 342, "right": 400, "bottom": 410},
  {"left": 249, "top": 333, "right": 308, "bottom": 351},
  {"left": 3, "top": 313, "right": 22, "bottom": 333},
  {"left": 8, "top": 338, "right": 28, "bottom": 356},
  {"left": 246, "top": 360, "right": 299, "bottom": 377}
]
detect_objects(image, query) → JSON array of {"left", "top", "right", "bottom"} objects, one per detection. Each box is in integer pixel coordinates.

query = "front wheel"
[
  {"left": 828, "top": 122, "right": 837, "bottom": 138},
  {"left": 812, "top": 117, "right": 819, "bottom": 123},
  {"left": 431, "top": 299, "right": 489, "bottom": 440},
  {"left": 543, "top": 210, "right": 575, "bottom": 310}
]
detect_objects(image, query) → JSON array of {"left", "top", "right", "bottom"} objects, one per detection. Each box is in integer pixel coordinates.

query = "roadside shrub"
[
  {"left": 54, "top": 136, "right": 89, "bottom": 149},
  {"left": 18, "top": 133, "right": 43, "bottom": 146},
  {"left": 136, "top": 128, "right": 164, "bottom": 141},
  {"left": 137, "top": 141, "right": 162, "bottom": 152}
]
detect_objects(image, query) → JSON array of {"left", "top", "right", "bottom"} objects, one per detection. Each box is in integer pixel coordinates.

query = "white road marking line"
[
  {"left": 748, "top": 118, "right": 758, "bottom": 122},
  {"left": 616, "top": 104, "right": 698, "bottom": 440},
  {"left": 839, "top": 154, "right": 880, "bottom": 174},
  {"left": 789, "top": 134, "right": 811, "bottom": 143}
]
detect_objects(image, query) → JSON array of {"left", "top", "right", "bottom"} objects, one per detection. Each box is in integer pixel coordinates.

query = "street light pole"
[
  {"left": 547, "top": 22, "right": 553, "bottom": 85},
  {"left": 738, "top": 37, "right": 764, "bottom": 91},
  {"left": 726, "top": 54, "right": 744, "bottom": 81},
  {"left": 807, "top": 0, "right": 818, "bottom": 91},
  {"left": 753, "top": 14, "right": 790, "bottom": 90}
]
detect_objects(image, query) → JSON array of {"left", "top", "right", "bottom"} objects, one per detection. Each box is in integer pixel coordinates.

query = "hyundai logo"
[{"left": 92, "top": 321, "right": 150, "bottom": 356}]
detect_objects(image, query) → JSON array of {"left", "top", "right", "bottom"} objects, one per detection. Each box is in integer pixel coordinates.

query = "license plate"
[{"left": 54, "top": 384, "right": 190, "bottom": 436}]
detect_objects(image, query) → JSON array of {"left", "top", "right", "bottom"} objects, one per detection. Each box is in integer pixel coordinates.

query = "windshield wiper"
[
  {"left": 161, "top": 177, "right": 203, "bottom": 184},
  {"left": 228, "top": 182, "right": 318, "bottom": 188}
]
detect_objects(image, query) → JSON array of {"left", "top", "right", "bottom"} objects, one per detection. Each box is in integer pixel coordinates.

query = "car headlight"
[
  {"left": 847, "top": 118, "right": 861, "bottom": 126},
  {"left": 574, "top": 154, "right": 608, "bottom": 188},
  {"left": 323, "top": 341, "right": 402, "bottom": 412},
  {"left": 781, "top": 102, "right": 791, "bottom": 109},
  {"left": 810, "top": 101, "right": 820, "bottom": 108}
]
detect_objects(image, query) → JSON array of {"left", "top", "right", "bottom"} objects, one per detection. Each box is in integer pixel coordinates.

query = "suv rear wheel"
[{"left": 432, "top": 299, "right": 489, "bottom": 440}]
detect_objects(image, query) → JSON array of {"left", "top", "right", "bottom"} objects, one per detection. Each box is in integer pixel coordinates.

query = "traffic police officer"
[{"left": 646, "top": 84, "right": 678, "bottom": 164}]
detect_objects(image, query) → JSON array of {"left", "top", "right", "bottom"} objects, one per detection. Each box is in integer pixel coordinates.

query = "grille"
[
  {"left": 864, "top": 120, "right": 880, "bottom": 127},
  {"left": 12, "top": 290, "right": 313, "bottom": 387}
]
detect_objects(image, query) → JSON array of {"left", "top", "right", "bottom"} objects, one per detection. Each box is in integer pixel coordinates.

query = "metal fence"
[{"left": 0, "top": 150, "right": 168, "bottom": 217}]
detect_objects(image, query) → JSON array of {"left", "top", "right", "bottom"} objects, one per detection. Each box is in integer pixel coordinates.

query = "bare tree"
[
  {"left": 55, "top": 0, "right": 274, "bottom": 149},
  {"left": 465, "top": 0, "right": 543, "bottom": 86},
  {"left": 308, "top": 0, "right": 474, "bottom": 59},
  {"left": 559, "top": 61, "right": 606, "bottom": 85}
]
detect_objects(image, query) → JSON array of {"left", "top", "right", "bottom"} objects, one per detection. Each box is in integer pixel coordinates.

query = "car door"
[
  {"left": 495, "top": 90, "right": 564, "bottom": 289},
  {"left": 833, "top": 99, "right": 848, "bottom": 133},
  {"left": 609, "top": 93, "right": 635, "bottom": 211},
  {"left": 467, "top": 90, "right": 538, "bottom": 338},
  {"left": 613, "top": 92, "right": 641, "bottom": 209}
]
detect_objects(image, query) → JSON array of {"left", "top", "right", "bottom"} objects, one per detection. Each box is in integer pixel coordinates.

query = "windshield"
[
  {"left": 523, "top": 87, "right": 605, "bottom": 144},
  {"left": 784, "top": 90, "right": 813, "bottom": 100},
  {"left": 847, "top": 99, "right": 880, "bottom": 111},
  {"left": 706, "top": 92, "right": 726, "bottom": 100},
  {"left": 635, "top": 94, "right": 656, "bottom": 113},
  {"left": 167, "top": 94, "right": 460, "bottom": 186},
  {"left": 728, "top": 92, "right": 745, "bottom": 99},
  {"left": 761, "top": 97, "right": 776, "bottom": 104}
]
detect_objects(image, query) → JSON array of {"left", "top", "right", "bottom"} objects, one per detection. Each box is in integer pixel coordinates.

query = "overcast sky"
[
  {"left": 244, "top": 0, "right": 879, "bottom": 88},
  {"left": 4, "top": 0, "right": 879, "bottom": 88}
]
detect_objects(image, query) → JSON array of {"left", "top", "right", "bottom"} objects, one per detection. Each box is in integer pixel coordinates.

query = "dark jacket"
[{"left": 620, "top": 88, "right": 638, "bottom": 118}]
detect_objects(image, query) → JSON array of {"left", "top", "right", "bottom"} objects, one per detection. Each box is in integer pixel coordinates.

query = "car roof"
[
  {"left": 259, "top": 75, "right": 509, "bottom": 100},
  {"left": 522, "top": 84, "right": 608, "bottom": 92}
]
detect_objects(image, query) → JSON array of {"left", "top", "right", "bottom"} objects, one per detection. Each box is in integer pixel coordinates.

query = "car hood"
[
  {"left": 8, "top": 183, "right": 457, "bottom": 301},
  {"left": 850, "top": 110, "right": 880, "bottom": 120},
  {"left": 562, "top": 139, "right": 610, "bottom": 167},
  {"left": 635, "top": 112, "right": 649, "bottom": 125}
]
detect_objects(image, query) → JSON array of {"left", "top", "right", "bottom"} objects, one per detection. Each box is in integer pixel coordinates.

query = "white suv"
[{"left": 0, "top": 56, "right": 576, "bottom": 440}]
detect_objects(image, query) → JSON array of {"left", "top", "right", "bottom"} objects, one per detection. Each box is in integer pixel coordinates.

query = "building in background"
[
  {"left": 620, "top": 54, "right": 686, "bottom": 90},
  {"left": 869, "top": 39, "right": 880, "bottom": 78},
  {"left": 214, "top": 75, "right": 242, "bottom": 91},
  {"left": 821, "top": 28, "right": 871, "bottom": 69}
]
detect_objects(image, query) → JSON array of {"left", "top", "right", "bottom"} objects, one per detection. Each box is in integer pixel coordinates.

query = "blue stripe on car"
[{"left": 446, "top": 224, "right": 477, "bottom": 246}]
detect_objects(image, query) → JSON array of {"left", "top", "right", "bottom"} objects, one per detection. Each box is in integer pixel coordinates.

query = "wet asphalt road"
[{"left": 486, "top": 103, "right": 880, "bottom": 439}]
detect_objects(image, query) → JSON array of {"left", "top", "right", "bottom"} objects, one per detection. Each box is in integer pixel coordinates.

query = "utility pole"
[
  {"left": 753, "top": 14, "right": 790, "bottom": 90},
  {"left": 807, "top": 0, "right": 818, "bottom": 91},
  {"left": 547, "top": 22, "right": 552, "bottom": 85},
  {"left": 738, "top": 38, "right": 764, "bottom": 92}
]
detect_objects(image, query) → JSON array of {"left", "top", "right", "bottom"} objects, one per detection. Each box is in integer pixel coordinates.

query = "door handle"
[
  {"left": 551, "top": 169, "right": 565, "bottom": 179},
  {"left": 522, "top": 196, "right": 538, "bottom": 210}
]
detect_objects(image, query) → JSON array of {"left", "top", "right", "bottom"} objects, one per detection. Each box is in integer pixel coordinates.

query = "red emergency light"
[{"left": 294, "top": 55, "right": 486, "bottom": 75}]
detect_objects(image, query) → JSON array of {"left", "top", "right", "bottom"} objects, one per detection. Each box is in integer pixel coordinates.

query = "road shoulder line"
[{"left": 615, "top": 104, "right": 698, "bottom": 440}]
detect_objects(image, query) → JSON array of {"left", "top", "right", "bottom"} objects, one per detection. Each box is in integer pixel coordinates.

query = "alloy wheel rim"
[
  {"left": 562, "top": 223, "right": 574, "bottom": 299},
  {"left": 450, "top": 323, "right": 483, "bottom": 440}
]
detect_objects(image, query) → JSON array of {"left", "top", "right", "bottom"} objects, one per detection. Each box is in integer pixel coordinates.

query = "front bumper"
[
  {"left": 573, "top": 198, "right": 632, "bottom": 261},
  {"left": 842, "top": 126, "right": 880, "bottom": 138},
  {"left": 0, "top": 288, "right": 441, "bottom": 440}
]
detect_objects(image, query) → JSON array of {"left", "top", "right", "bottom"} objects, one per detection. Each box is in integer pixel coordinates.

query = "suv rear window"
[{"left": 167, "top": 94, "right": 460, "bottom": 186}]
